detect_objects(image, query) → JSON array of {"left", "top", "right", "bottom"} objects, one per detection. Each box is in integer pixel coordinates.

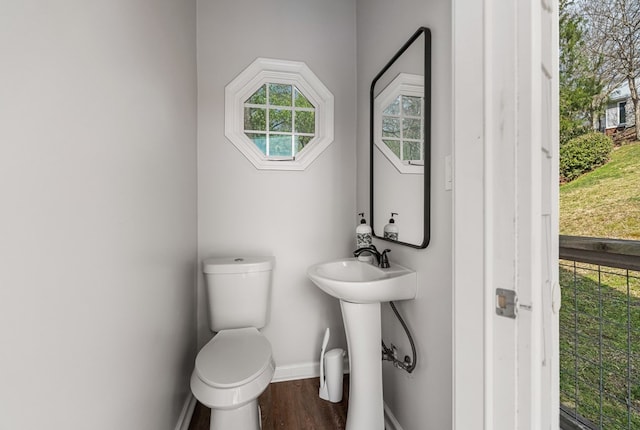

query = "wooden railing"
[{"left": 560, "top": 235, "right": 640, "bottom": 272}]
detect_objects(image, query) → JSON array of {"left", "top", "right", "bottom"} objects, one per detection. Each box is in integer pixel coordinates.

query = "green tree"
[
  {"left": 579, "top": 0, "right": 640, "bottom": 141},
  {"left": 560, "top": 0, "right": 605, "bottom": 145}
]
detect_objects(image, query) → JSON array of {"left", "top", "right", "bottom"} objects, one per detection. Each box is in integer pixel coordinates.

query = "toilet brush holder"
[{"left": 323, "top": 348, "right": 344, "bottom": 403}]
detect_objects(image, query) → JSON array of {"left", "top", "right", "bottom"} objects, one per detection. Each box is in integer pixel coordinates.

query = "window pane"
[
  {"left": 403, "top": 141, "right": 421, "bottom": 161},
  {"left": 245, "top": 133, "right": 267, "bottom": 154},
  {"left": 402, "top": 96, "right": 422, "bottom": 116},
  {"left": 295, "top": 87, "right": 314, "bottom": 108},
  {"left": 246, "top": 85, "right": 267, "bottom": 105},
  {"left": 269, "top": 135, "right": 293, "bottom": 157},
  {"left": 244, "top": 107, "right": 266, "bottom": 131},
  {"left": 403, "top": 118, "right": 422, "bottom": 140},
  {"left": 382, "top": 117, "right": 401, "bottom": 138},
  {"left": 295, "top": 111, "right": 315, "bottom": 134},
  {"left": 295, "top": 135, "right": 313, "bottom": 153},
  {"left": 384, "top": 96, "right": 401, "bottom": 115},
  {"left": 384, "top": 140, "right": 401, "bottom": 158},
  {"left": 269, "top": 109, "right": 292, "bottom": 132},
  {"left": 269, "top": 84, "right": 292, "bottom": 107}
]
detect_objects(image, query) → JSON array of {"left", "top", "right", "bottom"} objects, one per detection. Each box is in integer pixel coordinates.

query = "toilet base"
[{"left": 209, "top": 400, "right": 261, "bottom": 430}]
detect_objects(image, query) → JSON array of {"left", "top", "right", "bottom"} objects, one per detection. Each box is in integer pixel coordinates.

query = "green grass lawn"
[
  {"left": 560, "top": 142, "right": 640, "bottom": 428},
  {"left": 560, "top": 142, "right": 640, "bottom": 240}
]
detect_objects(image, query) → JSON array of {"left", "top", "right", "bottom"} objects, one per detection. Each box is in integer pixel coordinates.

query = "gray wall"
[
  {"left": 356, "top": 0, "right": 453, "bottom": 428},
  {"left": 0, "top": 1, "right": 452, "bottom": 428},
  {"left": 196, "top": 0, "right": 357, "bottom": 375},
  {"left": 0, "top": 1, "right": 198, "bottom": 429}
]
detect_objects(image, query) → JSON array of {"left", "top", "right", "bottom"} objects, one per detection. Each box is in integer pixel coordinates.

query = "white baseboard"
[
  {"left": 273, "top": 361, "right": 318, "bottom": 382},
  {"left": 174, "top": 393, "right": 197, "bottom": 430},
  {"left": 384, "top": 402, "right": 404, "bottom": 430},
  {"left": 273, "top": 357, "right": 350, "bottom": 382}
]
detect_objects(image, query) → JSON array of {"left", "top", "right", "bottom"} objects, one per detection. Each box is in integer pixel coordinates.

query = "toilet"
[{"left": 191, "top": 256, "right": 275, "bottom": 430}]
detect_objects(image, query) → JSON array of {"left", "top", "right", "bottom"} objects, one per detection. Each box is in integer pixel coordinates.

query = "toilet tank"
[{"left": 202, "top": 256, "right": 274, "bottom": 331}]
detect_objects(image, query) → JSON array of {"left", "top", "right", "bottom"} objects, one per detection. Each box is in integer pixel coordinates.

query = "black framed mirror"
[{"left": 370, "top": 27, "right": 431, "bottom": 249}]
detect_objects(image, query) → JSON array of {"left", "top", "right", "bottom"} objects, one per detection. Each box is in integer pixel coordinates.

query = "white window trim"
[
  {"left": 225, "top": 58, "right": 334, "bottom": 171},
  {"left": 618, "top": 100, "right": 627, "bottom": 125},
  {"left": 373, "top": 73, "right": 424, "bottom": 174}
]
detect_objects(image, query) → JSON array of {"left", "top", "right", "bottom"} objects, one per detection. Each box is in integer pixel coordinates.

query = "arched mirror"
[{"left": 370, "top": 27, "right": 431, "bottom": 248}]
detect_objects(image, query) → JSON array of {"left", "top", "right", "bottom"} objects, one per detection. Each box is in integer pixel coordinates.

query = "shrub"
[
  {"left": 560, "top": 120, "right": 589, "bottom": 147},
  {"left": 560, "top": 132, "right": 613, "bottom": 182}
]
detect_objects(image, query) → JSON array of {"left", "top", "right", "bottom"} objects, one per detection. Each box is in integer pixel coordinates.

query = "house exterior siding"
[
  {"left": 605, "top": 97, "right": 635, "bottom": 130},
  {"left": 603, "top": 80, "right": 638, "bottom": 132}
]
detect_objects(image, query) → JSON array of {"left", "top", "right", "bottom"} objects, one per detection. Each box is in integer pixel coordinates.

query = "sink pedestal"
[
  {"left": 340, "top": 300, "right": 385, "bottom": 430},
  {"left": 306, "top": 258, "right": 416, "bottom": 430}
]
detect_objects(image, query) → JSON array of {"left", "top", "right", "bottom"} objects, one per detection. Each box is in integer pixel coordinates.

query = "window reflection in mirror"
[{"left": 374, "top": 73, "right": 425, "bottom": 174}]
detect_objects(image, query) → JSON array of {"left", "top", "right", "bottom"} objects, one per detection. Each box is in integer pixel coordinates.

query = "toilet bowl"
[
  {"left": 191, "top": 327, "right": 275, "bottom": 429},
  {"left": 192, "top": 256, "right": 275, "bottom": 430}
]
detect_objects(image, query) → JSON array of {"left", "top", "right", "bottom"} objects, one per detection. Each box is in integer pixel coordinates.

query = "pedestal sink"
[{"left": 307, "top": 258, "right": 417, "bottom": 430}]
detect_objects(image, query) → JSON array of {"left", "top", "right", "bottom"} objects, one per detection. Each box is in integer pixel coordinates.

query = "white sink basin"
[{"left": 307, "top": 258, "right": 417, "bottom": 304}]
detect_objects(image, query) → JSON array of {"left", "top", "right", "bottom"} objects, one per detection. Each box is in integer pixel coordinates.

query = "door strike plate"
[{"left": 496, "top": 288, "right": 517, "bottom": 319}]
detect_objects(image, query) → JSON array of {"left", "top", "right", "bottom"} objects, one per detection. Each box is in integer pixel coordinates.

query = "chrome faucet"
[{"left": 353, "top": 245, "right": 391, "bottom": 268}]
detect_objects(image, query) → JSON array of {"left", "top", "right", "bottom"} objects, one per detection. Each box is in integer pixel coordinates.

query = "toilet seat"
[
  {"left": 191, "top": 327, "right": 275, "bottom": 410},
  {"left": 195, "top": 327, "right": 272, "bottom": 388}
]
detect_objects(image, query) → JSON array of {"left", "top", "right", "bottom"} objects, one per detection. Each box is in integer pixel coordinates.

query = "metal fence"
[{"left": 559, "top": 236, "right": 640, "bottom": 430}]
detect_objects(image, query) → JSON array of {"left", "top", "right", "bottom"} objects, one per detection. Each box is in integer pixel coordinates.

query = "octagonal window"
[
  {"left": 243, "top": 84, "right": 316, "bottom": 158},
  {"left": 225, "top": 58, "right": 334, "bottom": 170}
]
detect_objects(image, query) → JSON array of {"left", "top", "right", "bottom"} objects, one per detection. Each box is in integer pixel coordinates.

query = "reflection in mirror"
[
  {"left": 374, "top": 73, "right": 425, "bottom": 174},
  {"left": 371, "top": 27, "right": 431, "bottom": 249}
]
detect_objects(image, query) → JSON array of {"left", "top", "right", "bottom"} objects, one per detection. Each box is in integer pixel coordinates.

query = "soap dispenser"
[
  {"left": 384, "top": 213, "right": 399, "bottom": 241},
  {"left": 356, "top": 212, "right": 372, "bottom": 249}
]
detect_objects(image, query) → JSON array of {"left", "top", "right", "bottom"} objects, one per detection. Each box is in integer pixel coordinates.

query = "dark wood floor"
[{"left": 188, "top": 377, "right": 349, "bottom": 430}]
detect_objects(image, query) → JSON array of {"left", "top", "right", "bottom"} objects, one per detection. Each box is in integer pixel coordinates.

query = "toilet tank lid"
[{"left": 202, "top": 256, "right": 275, "bottom": 274}]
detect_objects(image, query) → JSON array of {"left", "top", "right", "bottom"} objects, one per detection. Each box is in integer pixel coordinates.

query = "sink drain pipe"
[{"left": 381, "top": 301, "right": 417, "bottom": 373}]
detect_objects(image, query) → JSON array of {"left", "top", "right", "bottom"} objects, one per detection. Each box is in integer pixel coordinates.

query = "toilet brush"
[{"left": 318, "top": 328, "right": 330, "bottom": 400}]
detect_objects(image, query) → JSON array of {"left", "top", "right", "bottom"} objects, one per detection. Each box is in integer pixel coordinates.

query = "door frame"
[{"left": 452, "top": 0, "right": 560, "bottom": 429}]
